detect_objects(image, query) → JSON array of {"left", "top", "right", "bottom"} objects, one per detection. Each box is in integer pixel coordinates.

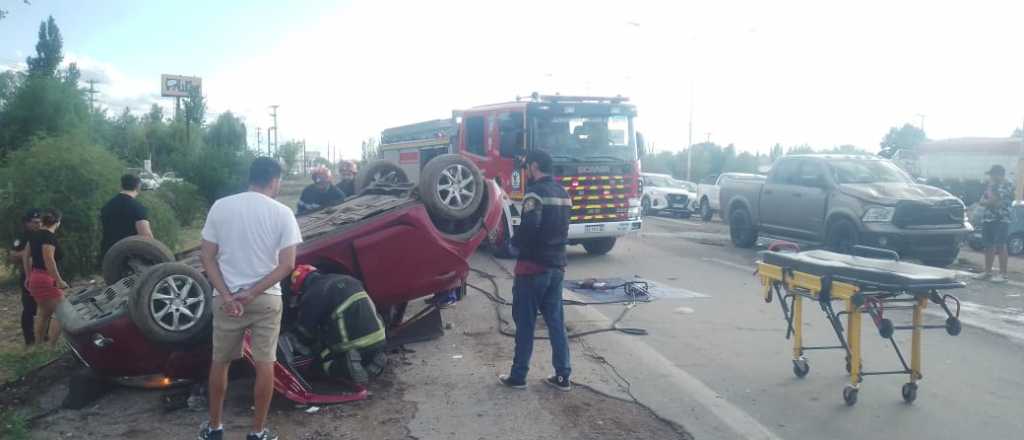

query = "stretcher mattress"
[{"left": 759, "top": 250, "right": 963, "bottom": 291}]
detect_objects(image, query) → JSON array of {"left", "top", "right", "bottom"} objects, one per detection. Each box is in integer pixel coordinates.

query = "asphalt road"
[{"left": 494, "top": 215, "right": 1024, "bottom": 440}]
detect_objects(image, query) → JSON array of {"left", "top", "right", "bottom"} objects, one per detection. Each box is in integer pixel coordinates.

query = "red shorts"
[{"left": 28, "top": 269, "right": 63, "bottom": 302}]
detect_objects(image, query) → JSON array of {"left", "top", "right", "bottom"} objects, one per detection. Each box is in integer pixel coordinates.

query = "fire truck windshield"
[{"left": 532, "top": 114, "right": 636, "bottom": 162}]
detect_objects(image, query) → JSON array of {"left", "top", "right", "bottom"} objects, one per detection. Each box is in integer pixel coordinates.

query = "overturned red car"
[{"left": 56, "top": 154, "right": 503, "bottom": 404}]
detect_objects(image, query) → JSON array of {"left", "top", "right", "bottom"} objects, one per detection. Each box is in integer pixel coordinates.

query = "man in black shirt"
[
  {"left": 100, "top": 174, "right": 154, "bottom": 260},
  {"left": 9, "top": 209, "right": 41, "bottom": 345}
]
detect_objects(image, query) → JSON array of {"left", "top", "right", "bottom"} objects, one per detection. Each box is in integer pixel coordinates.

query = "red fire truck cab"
[{"left": 380, "top": 94, "right": 644, "bottom": 255}]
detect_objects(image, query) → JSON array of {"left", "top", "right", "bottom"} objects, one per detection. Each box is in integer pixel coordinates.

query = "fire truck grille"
[{"left": 559, "top": 175, "right": 634, "bottom": 223}]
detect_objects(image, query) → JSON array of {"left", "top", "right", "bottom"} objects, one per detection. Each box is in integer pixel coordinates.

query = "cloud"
[{"left": 64, "top": 53, "right": 162, "bottom": 114}]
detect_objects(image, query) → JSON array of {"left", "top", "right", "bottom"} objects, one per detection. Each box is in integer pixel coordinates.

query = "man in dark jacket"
[{"left": 499, "top": 150, "right": 573, "bottom": 392}]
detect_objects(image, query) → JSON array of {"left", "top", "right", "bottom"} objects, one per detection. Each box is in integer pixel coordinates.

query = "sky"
[{"left": 2, "top": 0, "right": 1024, "bottom": 160}]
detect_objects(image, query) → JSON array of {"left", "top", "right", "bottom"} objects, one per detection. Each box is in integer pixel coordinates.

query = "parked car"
[
  {"left": 967, "top": 203, "right": 1024, "bottom": 255},
  {"left": 641, "top": 173, "right": 697, "bottom": 217},
  {"left": 160, "top": 171, "right": 184, "bottom": 185},
  {"left": 58, "top": 154, "right": 503, "bottom": 404},
  {"left": 719, "top": 154, "right": 972, "bottom": 267},
  {"left": 696, "top": 172, "right": 764, "bottom": 221},
  {"left": 125, "top": 167, "right": 162, "bottom": 190}
]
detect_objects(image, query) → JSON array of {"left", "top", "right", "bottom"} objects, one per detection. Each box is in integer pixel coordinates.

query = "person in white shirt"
[{"left": 197, "top": 157, "right": 302, "bottom": 440}]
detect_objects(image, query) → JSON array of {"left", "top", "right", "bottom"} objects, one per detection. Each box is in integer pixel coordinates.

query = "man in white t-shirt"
[{"left": 197, "top": 157, "right": 302, "bottom": 440}]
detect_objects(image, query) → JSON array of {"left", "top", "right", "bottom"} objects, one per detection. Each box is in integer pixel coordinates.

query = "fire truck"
[{"left": 379, "top": 94, "right": 644, "bottom": 256}]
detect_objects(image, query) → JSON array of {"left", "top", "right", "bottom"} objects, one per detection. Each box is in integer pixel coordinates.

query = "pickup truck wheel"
[
  {"left": 1009, "top": 234, "right": 1024, "bottom": 256},
  {"left": 825, "top": 219, "right": 859, "bottom": 254},
  {"left": 129, "top": 262, "right": 213, "bottom": 345},
  {"left": 582, "top": 237, "right": 617, "bottom": 255},
  {"left": 700, "top": 199, "right": 713, "bottom": 222},
  {"left": 355, "top": 160, "right": 409, "bottom": 193},
  {"left": 420, "top": 154, "right": 485, "bottom": 222},
  {"left": 102, "top": 236, "right": 175, "bottom": 285},
  {"left": 729, "top": 208, "right": 758, "bottom": 248}
]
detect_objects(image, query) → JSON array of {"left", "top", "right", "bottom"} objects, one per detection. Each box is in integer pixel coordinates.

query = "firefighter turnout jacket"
[
  {"left": 513, "top": 175, "right": 571, "bottom": 268},
  {"left": 294, "top": 272, "right": 386, "bottom": 376}
]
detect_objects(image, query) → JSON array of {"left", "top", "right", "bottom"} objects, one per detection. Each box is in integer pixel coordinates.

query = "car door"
[
  {"left": 759, "top": 158, "right": 801, "bottom": 235},
  {"left": 789, "top": 160, "right": 830, "bottom": 240}
]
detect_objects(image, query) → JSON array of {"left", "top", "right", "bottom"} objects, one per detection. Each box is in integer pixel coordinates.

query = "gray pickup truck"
[{"left": 719, "top": 155, "right": 972, "bottom": 266}]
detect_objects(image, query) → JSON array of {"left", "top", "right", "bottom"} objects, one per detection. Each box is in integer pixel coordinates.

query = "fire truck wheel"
[
  {"left": 355, "top": 160, "right": 408, "bottom": 193},
  {"left": 420, "top": 154, "right": 485, "bottom": 222}
]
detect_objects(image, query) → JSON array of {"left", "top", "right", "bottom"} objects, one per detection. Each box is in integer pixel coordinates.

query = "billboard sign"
[{"left": 161, "top": 74, "right": 202, "bottom": 97}]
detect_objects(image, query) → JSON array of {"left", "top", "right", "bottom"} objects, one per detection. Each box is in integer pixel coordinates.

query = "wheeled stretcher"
[{"left": 755, "top": 245, "right": 964, "bottom": 406}]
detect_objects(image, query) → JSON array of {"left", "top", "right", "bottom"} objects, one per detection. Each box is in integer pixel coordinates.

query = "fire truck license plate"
[{"left": 586, "top": 224, "right": 604, "bottom": 233}]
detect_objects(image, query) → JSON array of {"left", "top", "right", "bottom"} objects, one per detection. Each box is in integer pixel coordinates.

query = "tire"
[
  {"left": 700, "top": 198, "right": 713, "bottom": 222},
  {"left": 922, "top": 248, "right": 959, "bottom": 267},
  {"left": 102, "top": 236, "right": 176, "bottom": 285},
  {"left": 729, "top": 208, "right": 758, "bottom": 248},
  {"left": 419, "top": 154, "right": 485, "bottom": 222},
  {"left": 129, "top": 262, "right": 213, "bottom": 345},
  {"left": 582, "top": 237, "right": 617, "bottom": 255},
  {"left": 1009, "top": 234, "right": 1024, "bottom": 256},
  {"left": 354, "top": 159, "right": 409, "bottom": 193},
  {"left": 825, "top": 219, "right": 859, "bottom": 254}
]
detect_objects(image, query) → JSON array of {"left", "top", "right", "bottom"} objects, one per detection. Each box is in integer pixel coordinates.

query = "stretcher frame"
[{"left": 756, "top": 251, "right": 963, "bottom": 406}]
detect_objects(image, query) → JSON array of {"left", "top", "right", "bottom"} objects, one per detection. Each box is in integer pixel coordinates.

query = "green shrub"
[
  {"left": 183, "top": 149, "right": 254, "bottom": 203},
  {"left": 1, "top": 134, "right": 122, "bottom": 278},
  {"left": 153, "top": 181, "right": 207, "bottom": 227},
  {"left": 137, "top": 192, "right": 181, "bottom": 252}
]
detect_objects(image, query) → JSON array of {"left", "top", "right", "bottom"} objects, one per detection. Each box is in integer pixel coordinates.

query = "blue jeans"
[{"left": 510, "top": 269, "right": 571, "bottom": 381}]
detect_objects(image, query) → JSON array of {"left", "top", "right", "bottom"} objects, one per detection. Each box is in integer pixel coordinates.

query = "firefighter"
[
  {"left": 284, "top": 265, "right": 387, "bottom": 384},
  {"left": 336, "top": 160, "right": 359, "bottom": 198},
  {"left": 297, "top": 166, "right": 346, "bottom": 215}
]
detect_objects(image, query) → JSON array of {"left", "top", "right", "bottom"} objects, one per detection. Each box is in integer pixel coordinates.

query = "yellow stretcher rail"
[{"left": 755, "top": 249, "right": 964, "bottom": 406}]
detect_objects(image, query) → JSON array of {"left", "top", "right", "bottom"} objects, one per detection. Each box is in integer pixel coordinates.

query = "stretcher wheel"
[
  {"left": 792, "top": 358, "right": 810, "bottom": 378},
  {"left": 878, "top": 319, "right": 894, "bottom": 339},
  {"left": 945, "top": 317, "right": 962, "bottom": 336},
  {"left": 901, "top": 382, "right": 918, "bottom": 404},
  {"left": 843, "top": 385, "right": 859, "bottom": 406}
]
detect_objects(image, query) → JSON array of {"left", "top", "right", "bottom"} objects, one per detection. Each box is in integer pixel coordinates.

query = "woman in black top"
[{"left": 24, "top": 209, "right": 68, "bottom": 347}]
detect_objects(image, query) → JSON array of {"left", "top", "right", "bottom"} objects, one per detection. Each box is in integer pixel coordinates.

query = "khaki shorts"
[{"left": 212, "top": 294, "right": 283, "bottom": 363}]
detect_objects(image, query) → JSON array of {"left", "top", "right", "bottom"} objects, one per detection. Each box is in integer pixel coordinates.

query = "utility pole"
[
  {"left": 302, "top": 139, "right": 307, "bottom": 175},
  {"left": 686, "top": 76, "right": 694, "bottom": 182},
  {"left": 269, "top": 105, "right": 279, "bottom": 155},
  {"left": 85, "top": 80, "right": 98, "bottom": 113},
  {"left": 916, "top": 113, "right": 926, "bottom": 132},
  {"left": 705, "top": 132, "right": 712, "bottom": 144},
  {"left": 256, "top": 127, "right": 263, "bottom": 156}
]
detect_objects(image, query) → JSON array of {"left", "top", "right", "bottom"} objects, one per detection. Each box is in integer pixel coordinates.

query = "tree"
[
  {"left": 26, "top": 16, "right": 64, "bottom": 78},
  {"left": 361, "top": 137, "right": 379, "bottom": 162},
  {"left": 63, "top": 62, "right": 81, "bottom": 88},
  {"left": 181, "top": 87, "right": 206, "bottom": 143},
  {"left": 277, "top": 140, "right": 303, "bottom": 174},
  {"left": 769, "top": 143, "right": 784, "bottom": 162},
  {"left": 879, "top": 123, "right": 926, "bottom": 158},
  {"left": 0, "top": 75, "right": 89, "bottom": 156},
  {"left": 205, "top": 111, "right": 247, "bottom": 152},
  {"left": 0, "top": 70, "right": 25, "bottom": 108}
]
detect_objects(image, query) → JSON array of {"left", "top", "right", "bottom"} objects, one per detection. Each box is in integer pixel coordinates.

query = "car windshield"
[
  {"left": 830, "top": 160, "right": 911, "bottom": 184},
  {"left": 534, "top": 114, "right": 635, "bottom": 162},
  {"left": 645, "top": 175, "right": 674, "bottom": 187}
]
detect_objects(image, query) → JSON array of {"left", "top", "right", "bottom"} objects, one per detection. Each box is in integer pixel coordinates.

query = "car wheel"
[
  {"left": 419, "top": 154, "right": 485, "bottom": 222},
  {"left": 641, "top": 197, "right": 652, "bottom": 216},
  {"left": 129, "top": 262, "right": 213, "bottom": 345},
  {"left": 102, "top": 236, "right": 176, "bottom": 285},
  {"left": 825, "top": 219, "right": 859, "bottom": 254},
  {"left": 1009, "top": 234, "right": 1024, "bottom": 256},
  {"left": 582, "top": 237, "right": 617, "bottom": 255},
  {"left": 700, "top": 198, "right": 713, "bottom": 222},
  {"left": 355, "top": 159, "right": 409, "bottom": 193},
  {"left": 729, "top": 208, "right": 758, "bottom": 248}
]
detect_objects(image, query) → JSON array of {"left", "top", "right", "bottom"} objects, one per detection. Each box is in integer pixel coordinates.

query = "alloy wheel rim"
[
  {"left": 149, "top": 274, "right": 205, "bottom": 332},
  {"left": 437, "top": 164, "right": 476, "bottom": 210}
]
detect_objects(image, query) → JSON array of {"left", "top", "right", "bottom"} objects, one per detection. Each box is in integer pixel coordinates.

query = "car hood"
[
  {"left": 649, "top": 187, "right": 695, "bottom": 197},
  {"left": 838, "top": 183, "right": 956, "bottom": 206}
]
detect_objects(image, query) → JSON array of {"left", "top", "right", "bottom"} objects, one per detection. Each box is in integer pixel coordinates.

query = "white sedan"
[{"left": 641, "top": 173, "right": 697, "bottom": 218}]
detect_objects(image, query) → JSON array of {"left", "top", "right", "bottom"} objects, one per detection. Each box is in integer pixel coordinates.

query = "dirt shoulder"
[{"left": 5, "top": 253, "right": 689, "bottom": 440}]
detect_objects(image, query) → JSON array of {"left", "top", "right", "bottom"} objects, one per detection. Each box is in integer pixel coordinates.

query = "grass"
[
  {"left": 0, "top": 345, "right": 65, "bottom": 384},
  {"left": 0, "top": 410, "right": 29, "bottom": 440}
]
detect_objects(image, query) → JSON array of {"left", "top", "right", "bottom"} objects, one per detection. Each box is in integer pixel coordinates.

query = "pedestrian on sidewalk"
[
  {"left": 198, "top": 158, "right": 303, "bottom": 440},
  {"left": 25, "top": 209, "right": 67, "bottom": 348},
  {"left": 9, "top": 209, "right": 42, "bottom": 346},
  {"left": 975, "top": 164, "right": 1015, "bottom": 283},
  {"left": 99, "top": 173, "right": 154, "bottom": 262},
  {"left": 499, "top": 150, "right": 573, "bottom": 392}
]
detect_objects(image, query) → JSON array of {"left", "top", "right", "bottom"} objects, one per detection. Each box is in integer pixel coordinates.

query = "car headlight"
[{"left": 862, "top": 206, "right": 895, "bottom": 223}]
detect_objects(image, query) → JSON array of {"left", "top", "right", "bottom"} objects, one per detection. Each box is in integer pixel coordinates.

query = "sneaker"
[
  {"left": 992, "top": 274, "right": 1008, "bottom": 284},
  {"left": 498, "top": 374, "right": 527, "bottom": 389},
  {"left": 197, "top": 422, "right": 223, "bottom": 440},
  {"left": 246, "top": 429, "right": 279, "bottom": 440},
  {"left": 974, "top": 272, "right": 993, "bottom": 281},
  {"left": 544, "top": 375, "right": 572, "bottom": 392}
]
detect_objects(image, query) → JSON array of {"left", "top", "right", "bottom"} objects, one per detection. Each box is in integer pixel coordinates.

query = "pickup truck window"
[
  {"left": 702, "top": 175, "right": 718, "bottom": 185},
  {"left": 795, "top": 161, "right": 827, "bottom": 187},
  {"left": 767, "top": 159, "right": 800, "bottom": 185},
  {"left": 831, "top": 160, "right": 910, "bottom": 184}
]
